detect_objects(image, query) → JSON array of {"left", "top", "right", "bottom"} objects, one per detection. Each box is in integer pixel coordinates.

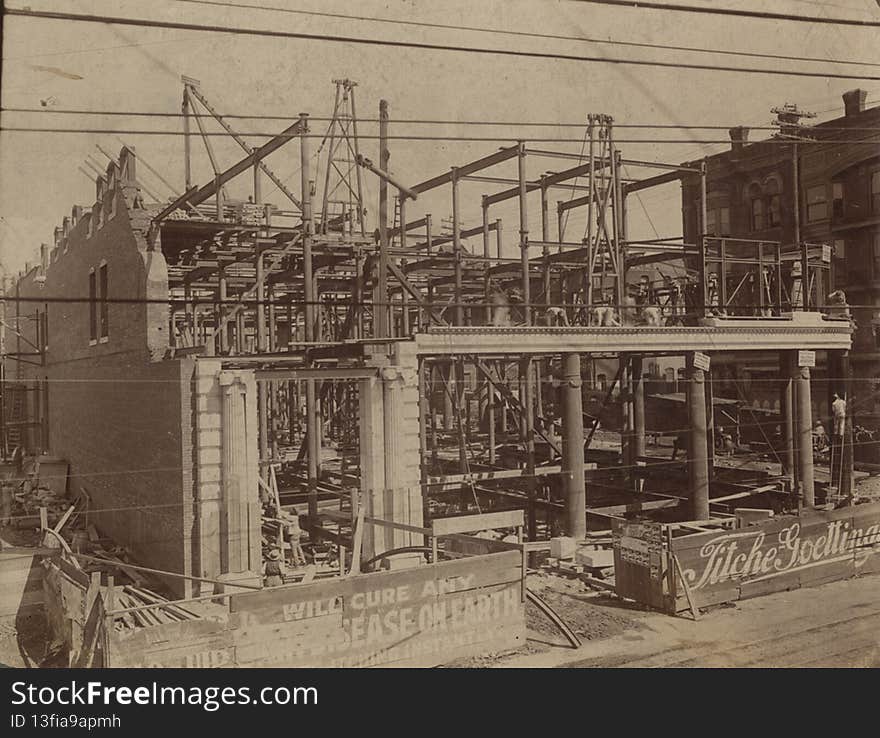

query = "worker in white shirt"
[{"left": 832, "top": 393, "right": 847, "bottom": 438}]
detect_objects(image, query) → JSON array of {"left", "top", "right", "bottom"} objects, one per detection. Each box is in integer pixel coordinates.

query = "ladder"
[
  {"left": 391, "top": 197, "right": 401, "bottom": 247},
  {"left": 4, "top": 384, "right": 25, "bottom": 451}
]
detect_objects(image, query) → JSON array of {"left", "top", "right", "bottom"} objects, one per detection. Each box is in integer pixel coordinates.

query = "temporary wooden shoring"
[
  {"left": 185, "top": 82, "right": 303, "bottom": 209},
  {"left": 155, "top": 116, "right": 306, "bottom": 221}
]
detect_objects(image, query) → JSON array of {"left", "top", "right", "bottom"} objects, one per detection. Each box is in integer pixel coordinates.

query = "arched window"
[
  {"left": 765, "top": 177, "right": 782, "bottom": 227},
  {"left": 748, "top": 183, "right": 765, "bottom": 231}
]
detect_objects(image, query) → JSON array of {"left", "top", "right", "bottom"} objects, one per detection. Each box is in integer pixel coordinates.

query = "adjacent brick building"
[
  {"left": 679, "top": 89, "right": 880, "bottom": 432},
  {"left": 1, "top": 148, "right": 261, "bottom": 597}
]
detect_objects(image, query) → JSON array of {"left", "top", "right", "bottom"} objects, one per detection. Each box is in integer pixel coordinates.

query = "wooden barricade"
[
  {"left": 613, "top": 500, "right": 880, "bottom": 615},
  {"left": 102, "top": 547, "right": 525, "bottom": 668}
]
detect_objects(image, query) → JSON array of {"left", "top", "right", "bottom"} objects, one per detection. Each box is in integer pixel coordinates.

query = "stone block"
[
  {"left": 576, "top": 547, "right": 615, "bottom": 568},
  {"left": 550, "top": 536, "right": 577, "bottom": 561}
]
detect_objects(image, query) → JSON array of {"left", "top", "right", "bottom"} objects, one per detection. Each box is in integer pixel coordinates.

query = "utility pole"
[{"left": 771, "top": 102, "right": 815, "bottom": 308}]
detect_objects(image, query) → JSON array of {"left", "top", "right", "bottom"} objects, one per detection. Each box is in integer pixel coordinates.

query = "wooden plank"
[
  {"left": 231, "top": 579, "right": 524, "bottom": 668},
  {"left": 798, "top": 557, "right": 855, "bottom": 589},
  {"left": 739, "top": 570, "right": 802, "bottom": 600},
  {"left": 0, "top": 562, "right": 42, "bottom": 586},
  {"left": 0, "top": 553, "right": 45, "bottom": 617},
  {"left": 426, "top": 466, "right": 561, "bottom": 487},
  {"left": 0, "top": 580, "right": 43, "bottom": 614},
  {"left": 58, "top": 557, "right": 91, "bottom": 587},
  {"left": 672, "top": 554, "right": 699, "bottom": 620},
  {"left": 590, "top": 498, "right": 679, "bottom": 518},
  {"left": 102, "top": 549, "right": 526, "bottom": 669},
  {"left": 229, "top": 550, "right": 521, "bottom": 615},
  {"left": 432, "top": 510, "right": 525, "bottom": 536}
]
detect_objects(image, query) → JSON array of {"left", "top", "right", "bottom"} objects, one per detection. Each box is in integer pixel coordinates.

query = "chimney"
[
  {"left": 40, "top": 243, "right": 48, "bottom": 274},
  {"left": 729, "top": 126, "right": 750, "bottom": 151},
  {"left": 842, "top": 89, "right": 867, "bottom": 117}
]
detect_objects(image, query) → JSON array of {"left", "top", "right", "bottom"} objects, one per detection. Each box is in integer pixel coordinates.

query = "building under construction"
[{"left": 2, "top": 78, "right": 878, "bottom": 668}]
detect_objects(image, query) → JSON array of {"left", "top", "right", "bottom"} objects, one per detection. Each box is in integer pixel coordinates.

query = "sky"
[{"left": 1, "top": 0, "right": 878, "bottom": 276}]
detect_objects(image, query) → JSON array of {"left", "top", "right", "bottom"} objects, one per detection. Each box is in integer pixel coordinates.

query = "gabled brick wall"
[{"left": 4, "top": 150, "right": 198, "bottom": 597}]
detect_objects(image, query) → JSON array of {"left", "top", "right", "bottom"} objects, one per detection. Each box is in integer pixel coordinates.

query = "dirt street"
[{"left": 500, "top": 573, "right": 880, "bottom": 668}]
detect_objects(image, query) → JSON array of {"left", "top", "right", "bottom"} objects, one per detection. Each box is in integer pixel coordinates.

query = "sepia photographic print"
[{"left": 0, "top": 0, "right": 879, "bottom": 687}]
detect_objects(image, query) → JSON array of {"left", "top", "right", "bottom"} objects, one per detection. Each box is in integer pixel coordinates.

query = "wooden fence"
[
  {"left": 613, "top": 500, "right": 880, "bottom": 615},
  {"left": 43, "top": 544, "right": 525, "bottom": 668}
]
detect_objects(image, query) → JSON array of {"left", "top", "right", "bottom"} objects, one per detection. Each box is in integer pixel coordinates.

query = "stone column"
[
  {"left": 382, "top": 364, "right": 422, "bottom": 554},
  {"left": 795, "top": 363, "right": 816, "bottom": 507},
  {"left": 359, "top": 348, "right": 425, "bottom": 568},
  {"left": 194, "top": 360, "right": 223, "bottom": 593},
  {"left": 220, "top": 370, "right": 251, "bottom": 575},
  {"left": 359, "top": 375, "right": 386, "bottom": 563}
]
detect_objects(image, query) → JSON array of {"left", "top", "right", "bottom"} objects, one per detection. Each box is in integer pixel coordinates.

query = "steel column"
[
  {"left": 518, "top": 143, "right": 531, "bottom": 326},
  {"left": 687, "top": 355, "right": 710, "bottom": 521},
  {"left": 562, "top": 353, "right": 586, "bottom": 538},
  {"left": 795, "top": 363, "right": 815, "bottom": 507},
  {"left": 376, "top": 99, "right": 390, "bottom": 337},
  {"left": 781, "top": 351, "right": 796, "bottom": 487}
]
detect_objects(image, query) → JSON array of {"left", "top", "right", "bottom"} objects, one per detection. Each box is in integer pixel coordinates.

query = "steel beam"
[
  {"left": 409, "top": 145, "right": 519, "bottom": 196},
  {"left": 484, "top": 158, "right": 610, "bottom": 207}
]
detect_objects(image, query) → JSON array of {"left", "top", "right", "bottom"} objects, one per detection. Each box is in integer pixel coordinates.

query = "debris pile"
[
  {"left": 527, "top": 573, "right": 641, "bottom": 642},
  {"left": 1, "top": 458, "right": 70, "bottom": 532}
]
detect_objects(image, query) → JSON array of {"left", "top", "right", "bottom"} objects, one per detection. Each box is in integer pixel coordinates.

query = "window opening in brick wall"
[
  {"left": 806, "top": 184, "right": 827, "bottom": 223},
  {"left": 88, "top": 268, "right": 97, "bottom": 343},
  {"left": 99, "top": 262, "right": 109, "bottom": 340}
]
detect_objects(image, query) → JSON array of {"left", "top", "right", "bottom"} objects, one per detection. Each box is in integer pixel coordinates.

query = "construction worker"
[
  {"left": 832, "top": 392, "right": 847, "bottom": 439},
  {"left": 707, "top": 272, "right": 721, "bottom": 316},
  {"left": 671, "top": 429, "right": 688, "bottom": 461},
  {"left": 263, "top": 547, "right": 284, "bottom": 587},
  {"left": 635, "top": 274, "right": 653, "bottom": 308},
  {"left": 716, "top": 426, "right": 735, "bottom": 456},
  {"left": 790, "top": 261, "right": 804, "bottom": 310},
  {"left": 281, "top": 510, "right": 306, "bottom": 567},
  {"left": 813, "top": 420, "right": 829, "bottom": 453}
]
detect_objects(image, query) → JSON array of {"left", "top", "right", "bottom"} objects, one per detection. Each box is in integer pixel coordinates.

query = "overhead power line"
[
  {"left": 565, "top": 0, "right": 880, "bottom": 27},
  {"left": 1, "top": 126, "right": 878, "bottom": 145},
  {"left": 171, "top": 0, "right": 880, "bottom": 69},
  {"left": 3, "top": 107, "right": 880, "bottom": 132},
  {"left": 3, "top": 7, "right": 880, "bottom": 81}
]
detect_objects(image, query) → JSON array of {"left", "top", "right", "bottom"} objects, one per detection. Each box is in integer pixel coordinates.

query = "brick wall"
[
  {"left": 4, "top": 158, "right": 200, "bottom": 597},
  {"left": 51, "top": 357, "right": 195, "bottom": 598}
]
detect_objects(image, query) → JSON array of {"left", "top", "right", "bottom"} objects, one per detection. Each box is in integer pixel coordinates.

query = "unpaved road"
[{"left": 501, "top": 573, "right": 880, "bottom": 668}]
